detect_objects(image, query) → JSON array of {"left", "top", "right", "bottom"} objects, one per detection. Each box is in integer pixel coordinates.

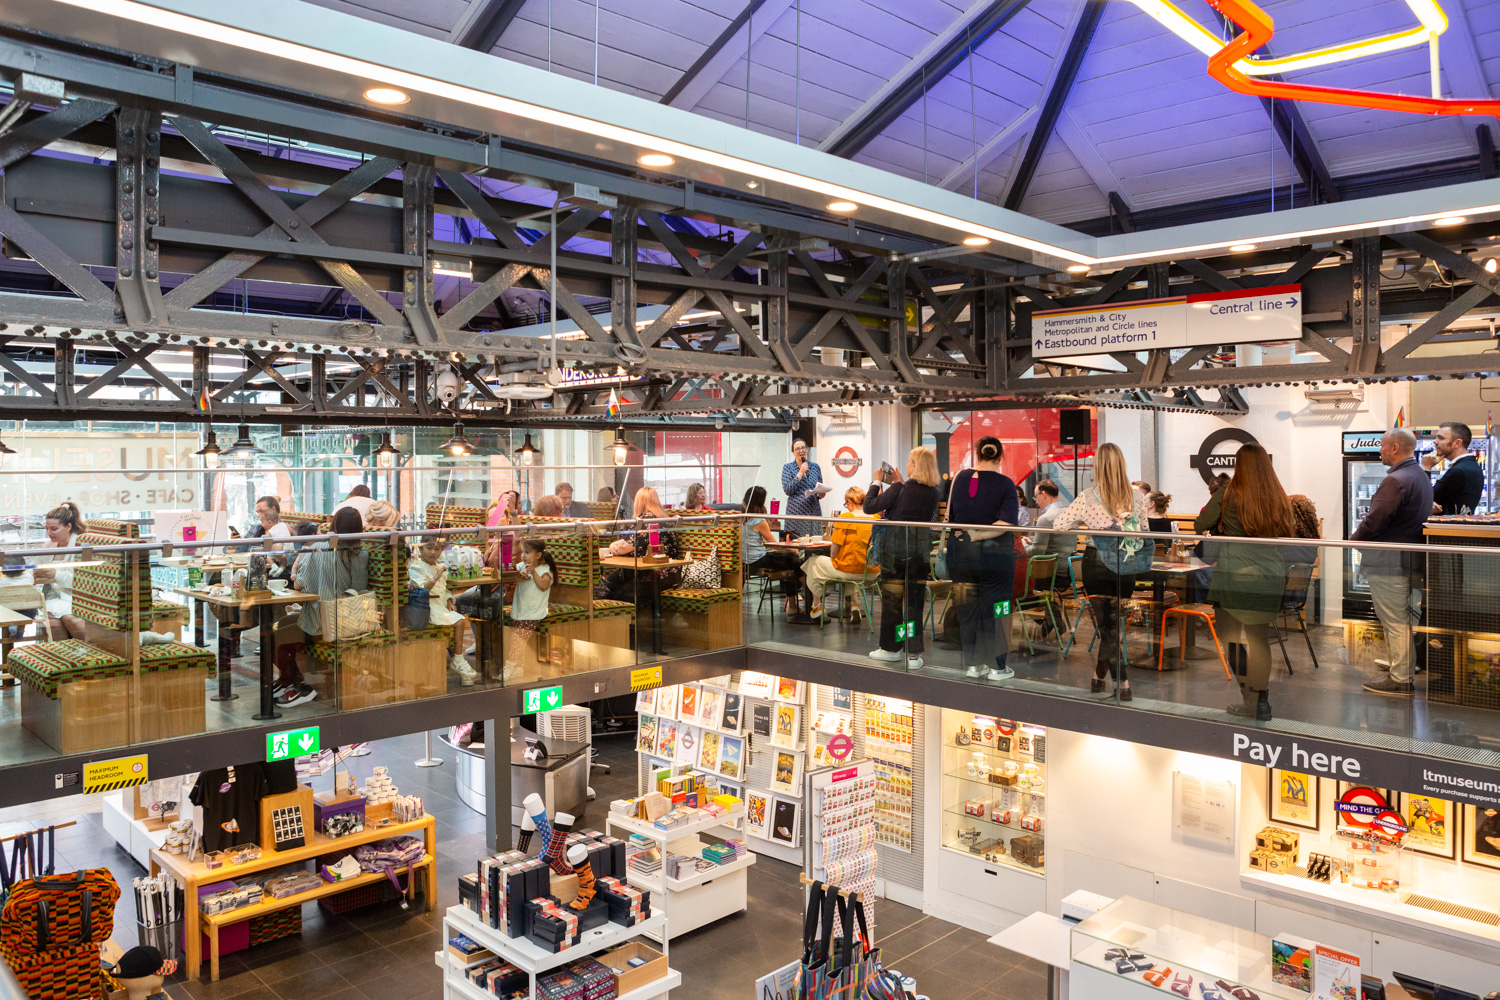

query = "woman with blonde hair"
[
  {"left": 1195, "top": 443, "right": 1292, "bottom": 720},
  {"left": 600, "top": 486, "right": 684, "bottom": 602},
  {"left": 364, "top": 500, "right": 401, "bottom": 530},
  {"left": 1055, "top": 443, "right": 1151, "bottom": 700},
  {"left": 533, "top": 494, "right": 565, "bottom": 518},
  {"left": 863, "top": 447, "right": 941, "bottom": 669}
]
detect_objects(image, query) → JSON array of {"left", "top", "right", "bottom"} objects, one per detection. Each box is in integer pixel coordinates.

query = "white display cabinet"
[
  {"left": 606, "top": 804, "right": 753, "bottom": 940},
  {"left": 1070, "top": 896, "right": 1304, "bottom": 1000}
]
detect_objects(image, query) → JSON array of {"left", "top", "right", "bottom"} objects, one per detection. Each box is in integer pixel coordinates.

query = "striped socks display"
[
  {"left": 566, "top": 844, "right": 596, "bottom": 911},
  {"left": 522, "top": 793, "right": 554, "bottom": 847},
  {"left": 516, "top": 813, "right": 536, "bottom": 854},
  {"left": 541, "top": 811, "right": 576, "bottom": 876}
]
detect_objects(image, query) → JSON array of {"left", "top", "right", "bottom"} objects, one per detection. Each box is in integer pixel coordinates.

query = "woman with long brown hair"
[
  {"left": 1195, "top": 443, "right": 1292, "bottom": 720},
  {"left": 1055, "top": 443, "right": 1151, "bottom": 700}
]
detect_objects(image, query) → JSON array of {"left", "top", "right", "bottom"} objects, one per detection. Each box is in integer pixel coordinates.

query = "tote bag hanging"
[{"left": 320, "top": 589, "right": 380, "bottom": 641}]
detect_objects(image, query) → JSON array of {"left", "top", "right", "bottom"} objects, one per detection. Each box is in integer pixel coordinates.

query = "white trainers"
[
  {"left": 906, "top": 655, "right": 924, "bottom": 670},
  {"left": 464, "top": 644, "right": 477, "bottom": 655},
  {"left": 450, "top": 654, "right": 477, "bottom": 686},
  {"left": 988, "top": 666, "right": 1015, "bottom": 682},
  {"left": 501, "top": 661, "right": 523, "bottom": 683},
  {"left": 965, "top": 666, "right": 983, "bottom": 678},
  {"left": 868, "top": 648, "right": 903, "bottom": 662}
]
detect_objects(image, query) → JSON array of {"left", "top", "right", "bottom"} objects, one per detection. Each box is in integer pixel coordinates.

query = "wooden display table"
[{"left": 151, "top": 812, "right": 435, "bottom": 982}]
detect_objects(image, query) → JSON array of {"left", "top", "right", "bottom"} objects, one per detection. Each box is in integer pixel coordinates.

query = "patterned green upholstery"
[
  {"left": 86, "top": 519, "right": 139, "bottom": 539},
  {"left": 425, "top": 502, "right": 486, "bottom": 543},
  {"left": 676, "top": 524, "right": 742, "bottom": 575},
  {"left": 138, "top": 640, "right": 217, "bottom": 678},
  {"left": 71, "top": 533, "right": 154, "bottom": 630},
  {"left": 152, "top": 599, "right": 186, "bottom": 618},
  {"left": 517, "top": 517, "right": 594, "bottom": 588},
  {"left": 9, "top": 639, "right": 212, "bottom": 698},
  {"left": 501, "top": 602, "right": 589, "bottom": 635},
  {"left": 7, "top": 640, "right": 130, "bottom": 698},
  {"left": 365, "top": 541, "right": 409, "bottom": 608},
  {"left": 660, "top": 589, "right": 740, "bottom": 615},
  {"left": 591, "top": 599, "right": 637, "bottom": 620},
  {"left": 585, "top": 501, "right": 617, "bottom": 520},
  {"left": 281, "top": 512, "right": 331, "bottom": 533}
]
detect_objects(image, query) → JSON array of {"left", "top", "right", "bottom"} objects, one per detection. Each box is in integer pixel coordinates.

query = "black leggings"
[{"left": 1082, "top": 548, "right": 1137, "bottom": 681}]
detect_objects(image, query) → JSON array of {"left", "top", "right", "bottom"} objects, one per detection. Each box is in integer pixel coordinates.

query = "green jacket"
[{"left": 1195, "top": 494, "right": 1285, "bottom": 624}]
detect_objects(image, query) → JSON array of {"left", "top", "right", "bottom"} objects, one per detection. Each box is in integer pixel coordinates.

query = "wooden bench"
[
  {"left": 660, "top": 523, "right": 743, "bottom": 650},
  {"left": 308, "top": 626, "right": 448, "bottom": 709}
]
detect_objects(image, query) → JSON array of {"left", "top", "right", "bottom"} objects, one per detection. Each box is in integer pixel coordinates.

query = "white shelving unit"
[
  {"left": 435, "top": 904, "right": 682, "bottom": 1000},
  {"left": 606, "top": 806, "right": 753, "bottom": 940}
]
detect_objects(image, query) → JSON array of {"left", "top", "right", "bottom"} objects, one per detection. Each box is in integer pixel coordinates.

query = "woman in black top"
[
  {"left": 1147, "top": 491, "right": 1175, "bottom": 534},
  {"left": 946, "top": 437, "right": 1020, "bottom": 681},
  {"left": 863, "top": 447, "right": 942, "bottom": 669}
]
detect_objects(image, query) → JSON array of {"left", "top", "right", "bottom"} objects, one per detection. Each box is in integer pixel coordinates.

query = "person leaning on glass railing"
[
  {"left": 1053, "top": 443, "right": 1150, "bottom": 701},
  {"left": 803, "top": 486, "right": 879, "bottom": 624},
  {"left": 945, "top": 436, "right": 1020, "bottom": 682},
  {"left": 863, "top": 447, "right": 941, "bottom": 670},
  {"left": 1195, "top": 444, "right": 1292, "bottom": 722}
]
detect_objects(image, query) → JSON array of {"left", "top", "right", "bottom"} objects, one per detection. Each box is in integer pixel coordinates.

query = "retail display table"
[
  {"left": 436, "top": 903, "right": 680, "bottom": 1000},
  {"left": 988, "top": 912, "right": 1072, "bottom": 1000},
  {"left": 171, "top": 587, "right": 315, "bottom": 719},
  {"left": 150, "top": 812, "right": 435, "bottom": 981},
  {"left": 605, "top": 805, "right": 750, "bottom": 939}
]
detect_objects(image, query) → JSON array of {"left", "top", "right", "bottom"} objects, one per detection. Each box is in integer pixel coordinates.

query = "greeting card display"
[
  {"left": 746, "top": 791, "right": 770, "bottom": 840},
  {"left": 774, "top": 677, "right": 803, "bottom": 703},
  {"left": 654, "top": 720, "right": 680, "bottom": 760},
  {"left": 675, "top": 725, "right": 700, "bottom": 767},
  {"left": 697, "top": 686, "right": 723, "bottom": 729},
  {"left": 678, "top": 684, "right": 698, "bottom": 722},
  {"left": 718, "top": 735, "right": 744, "bottom": 780},
  {"left": 738, "top": 672, "right": 775, "bottom": 699},
  {"left": 635, "top": 688, "right": 657, "bottom": 713},
  {"left": 655, "top": 684, "right": 679, "bottom": 721},
  {"left": 773, "top": 703, "right": 802, "bottom": 749},
  {"left": 719, "top": 692, "right": 743, "bottom": 734},
  {"left": 698, "top": 730, "right": 722, "bottom": 773},
  {"left": 770, "top": 798, "right": 801, "bottom": 847},
  {"left": 636, "top": 714, "right": 658, "bottom": 755},
  {"left": 771, "top": 750, "right": 802, "bottom": 794}
]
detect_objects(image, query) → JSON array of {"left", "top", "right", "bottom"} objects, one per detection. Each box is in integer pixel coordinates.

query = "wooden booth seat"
[
  {"left": 10, "top": 638, "right": 212, "bottom": 753},
  {"left": 659, "top": 523, "right": 743, "bottom": 650},
  {"left": 308, "top": 625, "right": 448, "bottom": 710},
  {"left": 588, "top": 599, "right": 636, "bottom": 649},
  {"left": 425, "top": 502, "right": 487, "bottom": 543},
  {"left": 280, "top": 511, "right": 331, "bottom": 533}
]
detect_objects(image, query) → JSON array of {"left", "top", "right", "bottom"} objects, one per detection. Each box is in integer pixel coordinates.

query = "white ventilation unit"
[{"left": 536, "top": 704, "right": 599, "bottom": 800}]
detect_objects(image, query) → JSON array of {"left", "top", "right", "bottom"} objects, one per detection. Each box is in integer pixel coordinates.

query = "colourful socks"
[
  {"left": 541, "top": 811, "right": 575, "bottom": 876},
  {"left": 522, "top": 793, "right": 554, "bottom": 847},
  {"left": 516, "top": 814, "right": 536, "bottom": 853},
  {"left": 566, "top": 844, "right": 596, "bottom": 911}
]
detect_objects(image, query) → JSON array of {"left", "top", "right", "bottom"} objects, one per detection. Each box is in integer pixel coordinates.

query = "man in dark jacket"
[
  {"left": 1352, "top": 428, "right": 1432, "bottom": 696},
  {"left": 1426, "top": 421, "right": 1483, "bottom": 515}
]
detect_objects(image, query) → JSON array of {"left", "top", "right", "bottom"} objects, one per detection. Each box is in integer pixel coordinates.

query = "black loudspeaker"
[
  {"left": 1059, "top": 408, "right": 1090, "bottom": 446},
  {"left": 792, "top": 418, "right": 816, "bottom": 449}
]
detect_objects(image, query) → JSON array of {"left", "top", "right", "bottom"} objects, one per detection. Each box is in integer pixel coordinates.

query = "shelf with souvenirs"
[
  {"left": 939, "top": 709, "right": 1047, "bottom": 877},
  {"left": 437, "top": 793, "right": 680, "bottom": 1000}
]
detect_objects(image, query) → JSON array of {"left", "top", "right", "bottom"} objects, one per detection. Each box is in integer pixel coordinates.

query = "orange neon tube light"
[{"left": 1206, "top": 0, "right": 1500, "bottom": 118}]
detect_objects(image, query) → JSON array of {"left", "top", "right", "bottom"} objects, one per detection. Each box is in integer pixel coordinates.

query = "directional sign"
[
  {"left": 826, "top": 734, "right": 855, "bottom": 762},
  {"left": 523, "top": 684, "right": 564, "bottom": 714},
  {"left": 895, "top": 621, "right": 916, "bottom": 642},
  {"left": 267, "top": 725, "right": 319, "bottom": 762},
  {"left": 993, "top": 600, "right": 1011, "bottom": 618},
  {"left": 1033, "top": 284, "right": 1302, "bottom": 360}
]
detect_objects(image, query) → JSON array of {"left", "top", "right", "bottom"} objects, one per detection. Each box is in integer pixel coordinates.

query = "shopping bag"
[
  {"left": 792, "top": 881, "right": 840, "bottom": 1000},
  {"left": 319, "top": 589, "right": 379, "bottom": 641}
]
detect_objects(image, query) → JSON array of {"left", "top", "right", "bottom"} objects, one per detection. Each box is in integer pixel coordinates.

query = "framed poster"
[
  {"left": 773, "top": 703, "right": 802, "bottom": 749},
  {"left": 1399, "top": 792, "right": 1455, "bottom": 859},
  {"left": 1268, "top": 769, "right": 1320, "bottom": 830},
  {"left": 746, "top": 790, "right": 770, "bottom": 840},
  {"left": 636, "top": 714, "right": 658, "bottom": 755},
  {"left": 771, "top": 749, "right": 802, "bottom": 794},
  {"left": 678, "top": 684, "right": 699, "bottom": 723},
  {"left": 719, "top": 735, "right": 744, "bottom": 780},
  {"left": 698, "top": 730, "right": 721, "bottom": 773},
  {"left": 770, "top": 797, "right": 801, "bottom": 846},
  {"left": 635, "top": 688, "right": 657, "bottom": 714},
  {"left": 1335, "top": 782, "right": 1395, "bottom": 836},
  {"left": 720, "top": 692, "right": 744, "bottom": 734},
  {"left": 1462, "top": 805, "right": 1500, "bottom": 871}
]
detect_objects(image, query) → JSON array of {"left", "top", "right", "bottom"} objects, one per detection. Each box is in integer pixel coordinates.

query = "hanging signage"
[
  {"left": 82, "top": 754, "right": 148, "bottom": 794},
  {"left": 831, "top": 446, "right": 863, "bottom": 478},
  {"left": 1032, "top": 284, "right": 1302, "bottom": 360},
  {"left": 1342, "top": 431, "right": 1384, "bottom": 455}
]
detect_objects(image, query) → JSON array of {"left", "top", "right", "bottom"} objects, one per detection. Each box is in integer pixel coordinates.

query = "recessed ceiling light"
[
  {"left": 363, "top": 86, "right": 409, "bottom": 105},
  {"left": 1066, "top": 264, "right": 1090, "bottom": 273},
  {"left": 638, "top": 153, "right": 674, "bottom": 167},
  {"left": 962, "top": 236, "right": 991, "bottom": 247},
  {"left": 745, "top": 180, "right": 759, "bottom": 189},
  {"left": 827, "top": 201, "right": 858, "bottom": 213},
  {"left": 1229, "top": 243, "right": 1257, "bottom": 252},
  {"left": 1434, "top": 215, "right": 1467, "bottom": 226}
]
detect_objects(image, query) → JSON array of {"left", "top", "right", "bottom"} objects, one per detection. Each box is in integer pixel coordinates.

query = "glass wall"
[{"left": 920, "top": 407, "right": 1098, "bottom": 507}]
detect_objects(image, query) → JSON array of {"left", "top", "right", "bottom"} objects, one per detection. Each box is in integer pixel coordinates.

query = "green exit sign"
[
  {"left": 267, "top": 725, "right": 320, "bottom": 762},
  {"left": 523, "top": 684, "right": 564, "bottom": 714},
  {"left": 895, "top": 621, "right": 916, "bottom": 642},
  {"left": 993, "top": 600, "right": 1012, "bottom": 618}
]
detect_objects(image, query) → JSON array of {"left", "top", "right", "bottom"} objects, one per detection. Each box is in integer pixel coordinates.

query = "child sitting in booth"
[
  {"left": 410, "top": 538, "right": 478, "bottom": 687},
  {"left": 504, "top": 538, "right": 555, "bottom": 682}
]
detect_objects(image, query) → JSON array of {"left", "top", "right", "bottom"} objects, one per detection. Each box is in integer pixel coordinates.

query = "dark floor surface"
[{"left": 2, "top": 729, "right": 1045, "bottom": 1000}]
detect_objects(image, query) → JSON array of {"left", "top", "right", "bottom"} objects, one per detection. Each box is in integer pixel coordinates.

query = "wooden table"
[
  {"left": 172, "top": 588, "right": 317, "bottom": 719},
  {"left": 151, "top": 812, "right": 435, "bottom": 981},
  {"left": 0, "top": 605, "right": 32, "bottom": 626},
  {"left": 1140, "top": 557, "right": 1214, "bottom": 669},
  {"left": 600, "top": 555, "right": 693, "bottom": 655}
]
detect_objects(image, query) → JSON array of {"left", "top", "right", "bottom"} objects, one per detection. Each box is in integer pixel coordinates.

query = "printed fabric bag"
[
  {"left": 353, "top": 837, "right": 425, "bottom": 904},
  {"left": 320, "top": 588, "right": 380, "bottom": 641},
  {"left": 1095, "top": 512, "right": 1153, "bottom": 576},
  {"left": 679, "top": 547, "right": 723, "bottom": 590},
  {"left": 791, "top": 880, "right": 841, "bottom": 1000},
  {"left": 0, "top": 869, "right": 120, "bottom": 1000},
  {"left": 401, "top": 587, "right": 431, "bottom": 630}
]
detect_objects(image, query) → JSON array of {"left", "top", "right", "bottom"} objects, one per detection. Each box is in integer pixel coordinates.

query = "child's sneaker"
[{"left": 450, "top": 654, "right": 477, "bottom": 686}]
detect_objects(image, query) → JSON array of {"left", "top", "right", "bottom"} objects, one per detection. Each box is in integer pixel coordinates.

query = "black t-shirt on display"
[{"left": 191, "top": 763, "right": 268, "bottom": 853}]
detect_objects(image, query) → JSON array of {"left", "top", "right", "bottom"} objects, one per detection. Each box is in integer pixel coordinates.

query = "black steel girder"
[{"left": 453, "top": 0, "right": 528, "bottom": 53}]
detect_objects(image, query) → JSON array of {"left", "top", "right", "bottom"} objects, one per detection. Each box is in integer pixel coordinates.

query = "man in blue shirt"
[
  {"left": 1352, "top": 429, "right": 1433, "bottom": 696},
  {"left": 1425, "top": 422, "right": 1483, "bottom": 516}
]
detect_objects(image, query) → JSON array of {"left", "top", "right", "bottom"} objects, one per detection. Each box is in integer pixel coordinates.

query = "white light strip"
[{"left": 38, "top": 0, "right": 1500, "bottom": 271}]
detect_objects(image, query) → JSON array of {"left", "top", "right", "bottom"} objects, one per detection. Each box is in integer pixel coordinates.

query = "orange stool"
[{"left": 1157, "top": 603, "right": 1231, "bottom": 679}]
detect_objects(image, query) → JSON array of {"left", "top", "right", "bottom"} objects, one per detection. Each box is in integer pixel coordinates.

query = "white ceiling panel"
[
  {"left": 1021, "top": 134, "right": 1109, "bottom": 223},
  {"left": 302, "top": 0, "right": 470, "bottom": 37}
]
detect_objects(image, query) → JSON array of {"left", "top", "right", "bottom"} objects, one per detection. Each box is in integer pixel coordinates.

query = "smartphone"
[
  {"left": 880, "top": 461, "right": 894, "bottom": 480},
  {"left": 770, "top": 500, "right": 781, "bottom": 515}
]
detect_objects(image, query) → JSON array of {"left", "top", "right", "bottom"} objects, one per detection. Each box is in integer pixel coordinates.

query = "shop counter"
[
  {"left": 442, "top": 726, "right": 588, "bottom": 830},
  {"left": 1422, "top": 521, "right": 1500, "bottom": 705}
]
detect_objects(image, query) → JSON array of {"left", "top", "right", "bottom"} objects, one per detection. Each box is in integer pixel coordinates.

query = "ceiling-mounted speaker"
[
  {"left": 1059, "top": 408, "right": 1090, "bottom": 446},
  {"left": 792, "top": 417, "right": 816, "bottom": 449}
]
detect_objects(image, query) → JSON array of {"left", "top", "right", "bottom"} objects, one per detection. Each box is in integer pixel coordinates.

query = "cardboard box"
[{"left": 597, "top": 941, "right": 668, "bottom": 995}]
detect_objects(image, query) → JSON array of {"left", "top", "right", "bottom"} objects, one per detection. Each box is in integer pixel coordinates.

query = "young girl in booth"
[
  {"left": 410, "top": 538, "right": 477, "bottom": 686},
  {"left": 504, "top": 539, "right": 555, "bottom": 681}
]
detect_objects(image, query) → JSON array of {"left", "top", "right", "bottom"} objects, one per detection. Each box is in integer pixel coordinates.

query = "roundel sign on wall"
[
  {"left": 831, "top": 446, "right": 863, "bottom": 478},
  {"left": 1189, "top": 427, "right": 1262, "bottom": 486}
]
